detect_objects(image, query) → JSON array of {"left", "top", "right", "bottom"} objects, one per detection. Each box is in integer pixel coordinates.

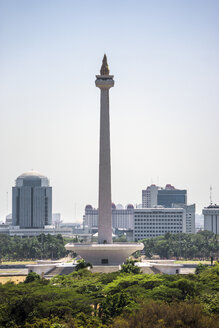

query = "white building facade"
[
  {"left": 84, "top": 203, "right": 193, "bottom": 237},
  {"left": 134, "top": 208, "right": 186, "bottom": 241},
  {"left": 185, "top": 204, "right": 196, "bottom": 234},
  {"left": 203, "top": 205, "right": 219, "bottom": 234},
  {"left": 83, "top": 204, "right": 134, "bottom": 233},
  {"left": 173, "top": 203, "right": 196, "bottom": 234}
]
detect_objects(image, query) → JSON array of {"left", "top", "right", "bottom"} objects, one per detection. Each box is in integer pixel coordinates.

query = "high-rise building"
[
  {"left": 142, "top": 184, "right": 159, "bottom": 208},
  {"left": 12, "top": 171, "right": 52, "bottom": 228},
  {"left": 157, "top": 184, "right": 187, "bottom": 208},
  {"left": 202, "top": 205, "right": 219, "bottom": 234}
]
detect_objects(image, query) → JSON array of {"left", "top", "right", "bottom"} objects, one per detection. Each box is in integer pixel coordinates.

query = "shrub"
[
  {"left": 195, "top": 263, "right": 209, "bottom": 274},
  {"left": 120, "top": 259, "right": 141, "bottom": 274},
  {"left": 24, "top": 272, "right": 41, "bottom": 284},
  {"left": 75, "top": 260, "right": 93, "bottom": 271}
]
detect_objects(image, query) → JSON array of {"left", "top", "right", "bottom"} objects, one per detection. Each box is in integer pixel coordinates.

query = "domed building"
[
  {"left": 126, "top": 204, "right": 134, "bottom": 209},
  {"left": 12, "top": 171, "right": 52, "bottom": 228}
]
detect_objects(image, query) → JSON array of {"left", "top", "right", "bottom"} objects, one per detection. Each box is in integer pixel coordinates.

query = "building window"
[{"left": 101, "top": 259, "right": 109, "bottom": 264}]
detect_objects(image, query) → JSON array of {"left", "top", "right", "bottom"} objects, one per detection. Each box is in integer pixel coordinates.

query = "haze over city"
[{"left": 1, "top": 0, "right": 219, "bottom": 221}]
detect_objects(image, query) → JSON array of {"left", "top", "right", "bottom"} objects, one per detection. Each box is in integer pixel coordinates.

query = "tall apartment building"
[
  {"left": 202, "top": 205, "right": 219, "bottom": 234},
  {"left": 134, "top": 208, "right": 186, "bottom": 241},
  {"left": 142, "top": 185, "right": 159, "bottom": 208},
  {"left": 12, "top": 171, "right": 52, "bottom": 228},
  {"left": 83, "top": 204, "right": 134, "bottom": 233}
]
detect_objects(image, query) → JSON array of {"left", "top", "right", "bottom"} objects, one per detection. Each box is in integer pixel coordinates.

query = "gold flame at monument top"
[{"left": 100, "top": 54, "right": 110, "bottom": 76}]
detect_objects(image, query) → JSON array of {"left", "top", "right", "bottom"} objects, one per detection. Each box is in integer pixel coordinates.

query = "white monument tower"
[
  {"left": 96, "top": 55, "right": 114, "bottom": 244},
  {"left": 65, "top": 56, "right": 143, "bottom": 267}
]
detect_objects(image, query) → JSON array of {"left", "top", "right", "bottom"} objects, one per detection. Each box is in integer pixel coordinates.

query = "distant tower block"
[{"left": 95, "top": 55, "right": 114, "bottom": 244}]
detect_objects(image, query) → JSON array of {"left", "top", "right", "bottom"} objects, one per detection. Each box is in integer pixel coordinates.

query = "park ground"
[{"left": 0, "top": 259, "right": 214, "bottom": 284}]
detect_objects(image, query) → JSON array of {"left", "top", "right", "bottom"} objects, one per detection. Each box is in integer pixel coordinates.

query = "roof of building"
[
  {"left": 206, "top": 204, "right": 219, "bottom": 209},
  {"left": 127, "top": 204, "right": 134, "bottom": 209},
  {"left": 85, "top": 205, "right": 93, "bottom": 210},
  {"left": 165, "top": 184, "right": 176, "bottom": 190},
  {"left": 16, "top": 171, "right": 50, "bottom": 187},
  {"left": 17, "top": 171, "right": 48, "bottom": 180}
]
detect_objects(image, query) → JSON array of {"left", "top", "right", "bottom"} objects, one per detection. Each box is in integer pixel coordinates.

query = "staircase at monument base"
[{"left": 45, "top": 266, "right": 76, "bottom": 277}]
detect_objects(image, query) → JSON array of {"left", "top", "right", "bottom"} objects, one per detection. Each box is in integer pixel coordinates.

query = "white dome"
[
  {"left": 16, "top": 171, "right": 49, "bottom": 187},
  {"left": 17, "top": 171, "right": 47, "bottom": 180}
]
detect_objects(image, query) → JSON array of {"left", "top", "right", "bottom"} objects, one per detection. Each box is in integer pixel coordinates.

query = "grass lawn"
[
  {"left": 0, "top": 276, "right": 26, "bottom": 284},
  {"left": 1, "top": 261, "right": 36, "bottom": 265},
  {"left": 175, "top": 260, "right": 211, "bottom": 264},
  {"left": 0, "top": 270, "right": 24, "bottom": 273}
]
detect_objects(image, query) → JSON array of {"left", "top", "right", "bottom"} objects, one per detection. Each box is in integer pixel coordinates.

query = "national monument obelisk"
[
  {"left": 65, "top": 56, "right": 143, "bottom": 267},
  {"left": 95, "top": 55, "right": 114, "bottom": 244}
]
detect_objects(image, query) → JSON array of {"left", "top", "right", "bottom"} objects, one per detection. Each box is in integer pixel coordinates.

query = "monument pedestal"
[{"left": 65, "top": 243, "right": 144, "bottom": 266}]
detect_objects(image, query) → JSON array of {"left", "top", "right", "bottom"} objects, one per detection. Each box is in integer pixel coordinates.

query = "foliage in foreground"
[
  {"left": 0, "top": 263, "right": 218, "bottom": 327},
  {"left": 111, "top": 302, "right": 219, "bottom": 328}
]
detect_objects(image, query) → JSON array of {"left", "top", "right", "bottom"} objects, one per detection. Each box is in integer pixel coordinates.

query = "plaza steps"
[
  {"left": 140, "top": 266, "right": 162, "bottom": 274},
  {"left": 45, "top": 266, "right": 76, "bottom": 277},
  {"left": 151, "top": 267, "right": 162, "bottom": 274}
]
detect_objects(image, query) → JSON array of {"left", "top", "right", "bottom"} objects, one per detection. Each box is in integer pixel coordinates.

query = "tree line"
[
  {"left": 0, "top": 231, "right": 218, "bottom": 262},
  {"left": 0, "top": 234, "right": 68, "bottom": 261},
  {"left": 142, "top": 230, "right": 219, "bottom": 259}
]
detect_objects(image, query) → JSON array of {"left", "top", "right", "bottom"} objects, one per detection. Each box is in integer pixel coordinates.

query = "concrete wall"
[
  {"left": 27, "top": 264, "right": 56, "bottom": 275},
  {"left": 153, "top": 264, "right": 182, "bottom": 274}
]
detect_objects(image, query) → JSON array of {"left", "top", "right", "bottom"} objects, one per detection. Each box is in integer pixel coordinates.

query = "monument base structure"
[{"left": 65, "top": 242, "right": 144, "bottom": 266}]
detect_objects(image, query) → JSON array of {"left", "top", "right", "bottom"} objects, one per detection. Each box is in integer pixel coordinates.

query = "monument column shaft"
[{"left": 98, "top": 87, "right": 112, "bottom": 244}]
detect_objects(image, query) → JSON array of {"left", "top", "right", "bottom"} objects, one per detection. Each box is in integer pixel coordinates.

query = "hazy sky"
[{"left": 0, "top": 0, "right": 219, "bottom": 221}]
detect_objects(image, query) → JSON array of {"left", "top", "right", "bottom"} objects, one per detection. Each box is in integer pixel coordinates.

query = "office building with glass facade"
[
  {"left": 12, "top": 171, "right": 52, "bottom": 228},
  {"left": 157, "top": 184, "right": 187, "bottom": 208}
]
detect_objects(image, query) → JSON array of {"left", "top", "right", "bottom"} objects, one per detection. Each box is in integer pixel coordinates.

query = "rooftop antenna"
[{"left": 210, "top": 185, "right": 212, "bottom": 205}]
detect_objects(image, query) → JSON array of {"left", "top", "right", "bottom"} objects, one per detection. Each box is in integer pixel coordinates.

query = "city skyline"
[{"left": 1, "top": 1, "right": 219, "bottom": 221}]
